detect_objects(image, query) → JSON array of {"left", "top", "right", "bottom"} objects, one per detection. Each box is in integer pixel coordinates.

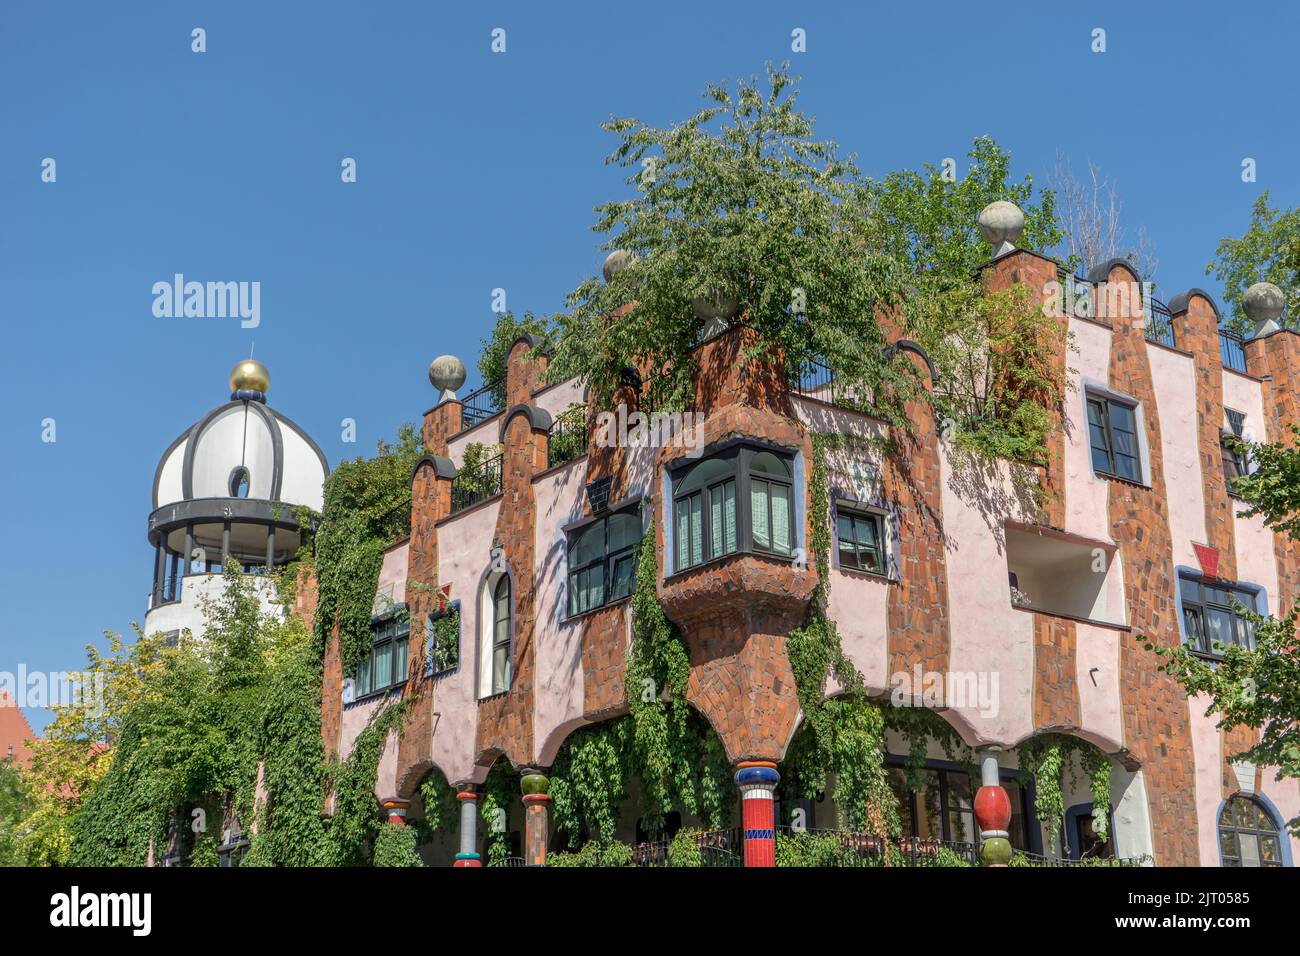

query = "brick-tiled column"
[
  {"left": 1244, "top": 330, "right": 1300, "bottom": 612},
  {"left": 520, "top": 771, "right": 550, "bottom": 867},
  {"left": 1103, "top": 263, "right": 1199, "bottom": 866},
  {"left": 454, "top": 785, "right": 482, "bottom": 867},
  {"left": 736, "top": 761, "right": 780, "bottom": 867}
]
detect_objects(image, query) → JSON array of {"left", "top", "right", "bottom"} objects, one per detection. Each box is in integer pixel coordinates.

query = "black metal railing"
[
  {"left": 1220, "top": 329, "right": 1248, "bottom": 372},
  {"left": 1144, "top": 297, "right": 1177, "bottom": 348},
  {"left": 547, "top": 406, "right": 587, "bottom": 470},
  {"left": 449, "top": 453, "right": 503, "bottom": 514},
  {"left": 459, "top": 381, "right": 504, "bottom": 430},
  {"left": 788, "top": 355, "right": 840, "bottom": 403},
  {"left": 774, "top": 827, "right": 981, "bottom": 867},
  {"left": 487, "top": 856, "right": 528, "bottom": 868},
  {"left": 376, "top": 498, "right": 412, "bottom": 541}
]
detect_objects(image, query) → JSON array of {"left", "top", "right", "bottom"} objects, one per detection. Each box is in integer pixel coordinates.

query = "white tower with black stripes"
[{"left": 144, "top": 360, "right": 328, "bottom": 641}]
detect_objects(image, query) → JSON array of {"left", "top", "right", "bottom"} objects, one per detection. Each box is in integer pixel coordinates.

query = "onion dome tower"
[{"left": 144, "top": 360, "right": 329, "bottom": 640}]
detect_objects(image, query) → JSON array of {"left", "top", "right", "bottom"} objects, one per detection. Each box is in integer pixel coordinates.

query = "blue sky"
[{"left": 2, "top": 0, "right": 1296, "bottom": 731}]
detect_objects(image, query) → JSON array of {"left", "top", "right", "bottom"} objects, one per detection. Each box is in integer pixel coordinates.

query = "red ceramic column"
[
  {"left": 974, "top": 751, "right": 1012, "bottom": 867},
  {"left": 736, "top": 761, "right": 780, "bottom": 867}
]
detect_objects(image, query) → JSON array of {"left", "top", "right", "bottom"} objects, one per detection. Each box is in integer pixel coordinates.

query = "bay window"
[{"left": 671, "top": 445, "right": 796, "bottom": 572}]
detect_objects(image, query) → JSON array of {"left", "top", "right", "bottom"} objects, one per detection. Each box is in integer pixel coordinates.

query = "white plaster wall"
[
  {"left": 1147, "top": 344, "right": 1206, "bottom": 569},
  {"left": 430, "top": 499, "right": 502, "bottom": 784},
  {"left": 143, "top": 572, "right": 281, "bottom": 640},
  {"left": 532, "top": 457, "right": 592, "bottom": 765},
  {"left": 1063, "top": 319, "right": 1113, "bottom": 543},
  {"left": 1074, "top": 622, "right": 1124, "bottom": 751},
  {"left": 1112, "top": 768, "right": 1156, "bottom": 863},
  {"left": 939, "top": 447, "right": 1036, "bottom": 748}
]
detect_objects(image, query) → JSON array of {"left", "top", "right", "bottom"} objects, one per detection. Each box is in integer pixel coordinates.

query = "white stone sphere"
[
  {"left": 1242, "top": 281, "right": 1285, "bottom": 325},
  {"left": 977, "top": 200, "right": 1026, "bottom": 249},
  {"left": 602, "top": 249, "right": 640, "bottom": 282},
  {"left": 428, "top": 355, "right": 467, "bottom": 393}
]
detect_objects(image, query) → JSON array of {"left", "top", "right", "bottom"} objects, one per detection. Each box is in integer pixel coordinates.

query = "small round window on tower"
[{"left": 229, "top": 466, "right": 251, "bottom": 498}]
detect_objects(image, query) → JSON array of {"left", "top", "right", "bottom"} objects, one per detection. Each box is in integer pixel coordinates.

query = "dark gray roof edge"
[
  {"left": 498, "top": 404, "right": 554, "bottom": 442},
  {"left": 1166, "top": 288, "right": 1223, "bottom": 321},
  {"left": 1086, "top": 258, "right": 1143, "bottom": 284},
  {"left": 410, "top": 454, "right": 457, "bottom": 482}
]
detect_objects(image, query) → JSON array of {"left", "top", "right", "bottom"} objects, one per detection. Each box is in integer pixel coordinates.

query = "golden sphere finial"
[{"left": 229, "top": 359, "right": 270, "bottom": 395}]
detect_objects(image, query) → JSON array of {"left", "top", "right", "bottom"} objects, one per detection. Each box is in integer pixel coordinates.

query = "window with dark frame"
[
  {"left": 1218, "top": 795, "right": 1283, "bottom": 867},
  {"left": 672, "top": 445, "right": 795, "bottom": 572},
  {"left": 490, "top": 575, "right": 511, "bottom": 695},
  {"left": 1086, "top": 394, "right": 1141, "bottom": 482},
  {"left": 1180, "top": 575, "right": 1258, "bottom": 658},
  {"left": 836, "top": 507, "right": 885, "bottom": 574},
  {"left": 1222, "top": 408, "right": 1248, "bottom": 489},
  {"left": 566, "top": 507, "right": 642, "bottom": 617},
  {"left": 886, "top": 766, "right": 1030, "bottom": 850},
  {"left": 355, "top": 612, "right": 410, "bottom": 698}
]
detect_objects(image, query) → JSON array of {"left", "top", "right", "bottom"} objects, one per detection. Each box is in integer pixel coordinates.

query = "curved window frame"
[
  {"left": 1218, "top": 794, "right": 1285, "bottom": 867},
  {"left": 228, "top": 465, "right": 251, "bottom": 498},
  {"left": 670, "top": 444, "right": 797, "bottom": 573},
  {"left": 489, "top": 574, "right": 512, "bottom": 696}
]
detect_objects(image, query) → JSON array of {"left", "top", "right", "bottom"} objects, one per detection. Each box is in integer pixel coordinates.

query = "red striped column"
[
  {"left": 735, "top": 761, "right": 780, "bottom": 867},
  {"left": 381, "top": 797, "right": 410, "bottom": 826}
]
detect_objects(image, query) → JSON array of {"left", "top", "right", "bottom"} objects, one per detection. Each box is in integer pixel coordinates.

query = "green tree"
[
  {"left": 544, "top": 64, "right": 1065, "bottom": 466},
  {"left": 0, "top": 758, "right": 33, "bottom": 866},
  {"left": 1207, "top": 192, "right": 1300, "bottom": 334},
  {"left": 479, "top": 311, "right": 549, "bottom": 406},
  {"left": 1154, "top": 426, "right": 1300, "bottom": 836}
]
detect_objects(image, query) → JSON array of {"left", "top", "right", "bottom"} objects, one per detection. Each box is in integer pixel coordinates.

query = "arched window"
[
  {"left": 1219, "top": 795, "right": 1284, "bottom": 867},
  {"left": 229, "top": 466, "right": 251, "bottom": 498},
  {"left": 481, "top": 574, "right": 512, "bottom": 697}
]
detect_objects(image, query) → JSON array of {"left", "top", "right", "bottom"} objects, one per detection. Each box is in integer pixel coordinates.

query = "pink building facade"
[{"left": 324, "top": 242, "right": 1300, "bottom": 868}]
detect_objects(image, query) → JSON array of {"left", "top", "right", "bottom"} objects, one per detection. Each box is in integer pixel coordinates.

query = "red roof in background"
[{"left": 0, "top": 691, "right": 38, "bottom": 767}]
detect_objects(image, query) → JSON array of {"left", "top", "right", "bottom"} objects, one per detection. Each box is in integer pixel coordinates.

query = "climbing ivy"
[
  {"left": 623, "top": 523, "right": 735, "bottom": 833},
  {"left": 1017, "top": 733, "right": 1113, "bottom": 842},
  {"left": 311, "top": 424, "right": 425, "bottom": 675},
  {"left": 372, "top": 822, "right": 423, "bottom": 867},
  {"left": 480, "top": 761, "right": 519, "bottom": 866},
  {"left": 322, "top": 699, "right": 411, "bottom": 866},
  {"left": 783, "top": 434, "right": 899, "bottom": 835},
  {"left": 417, "top": 767, "right": 458, "bottom": 834}
]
